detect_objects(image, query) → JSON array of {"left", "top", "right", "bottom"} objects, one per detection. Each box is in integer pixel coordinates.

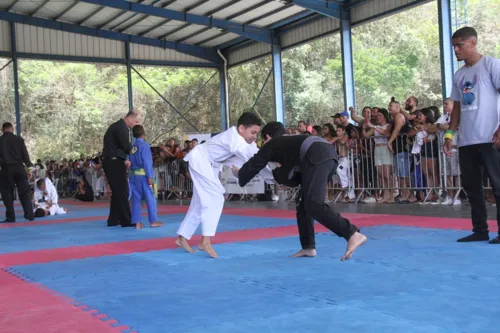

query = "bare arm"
[
  {"left": 349, "top": 106, "right": 364, "bottom": 125},
  {"left": 406, "top": 128, "right": 419, "bottom": 138},
  {"left": 400, "top": 109, "right": 416, "bottom": 121},
  {"left": 449, "top": 101, "right": 461, "bottom": 132},
  {"left": 388, "top": 114, "right": 404, "bottom": 143},
  {"left": 363, "top": 127, "right": 375, "bottom": 137}
]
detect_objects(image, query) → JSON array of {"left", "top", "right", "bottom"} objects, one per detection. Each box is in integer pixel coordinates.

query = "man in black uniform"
[
  {"left": 233, "top": 122, "right": 367, "bottom": 261},
  {"left": 0, "top": 122, "right": 34, "bottom": 222},
  {"left": 102, "top": 111, "right": 141, "bottom": 227}
]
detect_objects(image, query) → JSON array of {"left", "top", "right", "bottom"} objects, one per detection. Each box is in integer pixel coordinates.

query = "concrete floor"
[{"left": 160, "top": 199, "right": 498, "bottom": 221}]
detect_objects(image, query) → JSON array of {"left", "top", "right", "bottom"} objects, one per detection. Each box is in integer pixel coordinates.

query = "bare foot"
[
  {"left": 291, "top": 249, "right": 316, "bottom": 257},
  {"left": 175, "top": 236, "right": 197, "bottom": 253},
  {"left": 341, "top": 232, "right": 367, "bottom": 261},
  {"left": 150, "top": 222, "right": 164, "bottom": 228},
  {"left": 198, "top": 243, "right": 218, "bottom": 258},
  {"left": 136, "top": 223, "right": 143, "bottom": 229}
]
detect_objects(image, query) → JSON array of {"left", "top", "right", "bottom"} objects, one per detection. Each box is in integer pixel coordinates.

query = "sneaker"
[
  {"left": 271, "top": 194, "right": 279, "bottom": 201},
  {"left": 452, "top": 199, "right": 461, "bottom": 206},
  {"left": 362, "top": 197, "right": 376, "bottom": 204},
  {"left": 441, "top": 198, "right": 452, "bottom": 205}
]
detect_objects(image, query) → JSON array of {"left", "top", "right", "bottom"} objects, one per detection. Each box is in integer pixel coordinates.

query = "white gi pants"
[
  {"left": 177, "top": 165, "right": 225, "bottom": 240},
  {"left": 49, "top": 204, "right": 67, "bottom": 215}
]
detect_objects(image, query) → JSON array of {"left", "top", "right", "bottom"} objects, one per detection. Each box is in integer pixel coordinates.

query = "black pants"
[
  {"left": 459, "top": 143, "right": 500, "bottom": 234},
  {"left": 0, "top": 164, "right": 33, "bottom": 221},
  {"left": 102, "top": 158, "right": 131, "bottom": 226},
  {"left": 296, "top": 146, "right": 359, "bottom": 249},
  {"left": 75, "top": 193, "right": 94, "bottom": 202}
]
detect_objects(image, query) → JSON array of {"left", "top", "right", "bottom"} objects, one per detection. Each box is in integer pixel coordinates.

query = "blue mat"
[
  {"left": 0, "top": 214, "right": 296, "bottom": 254},
  {"left": 10, "top": 227, "right": 500, "bottom": 333}
]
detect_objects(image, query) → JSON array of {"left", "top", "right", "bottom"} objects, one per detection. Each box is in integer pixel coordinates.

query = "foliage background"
[{"left": 0, "top": 0, "right": 498, "bottom": 160}]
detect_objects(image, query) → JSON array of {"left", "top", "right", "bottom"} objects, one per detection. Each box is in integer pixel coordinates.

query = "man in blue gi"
[{"left": 129, "top": 125, "right": 164, "bottom": 229}]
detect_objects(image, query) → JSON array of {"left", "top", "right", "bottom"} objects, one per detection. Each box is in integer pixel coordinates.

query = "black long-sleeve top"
[
  {"left": 238, "top": 135, "right": 310, "bottom": 188},
  {"left": 0, "top": 132, "right": 32, "bottom": 167},
  {"left": 102, "top": 119, "right": 133, "bottom": 160}
]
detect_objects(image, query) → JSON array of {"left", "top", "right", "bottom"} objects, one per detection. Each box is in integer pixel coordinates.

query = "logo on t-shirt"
[{"left": 459, "top": 75, "right": 478, "bottom": 106}]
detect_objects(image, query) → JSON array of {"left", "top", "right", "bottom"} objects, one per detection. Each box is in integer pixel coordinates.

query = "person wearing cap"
[
  {"left": 332, "top": 111, "right": 355, "bottom": 137},
  {"left": 0, "top": 122, "right": 34, "bottom": 222}
]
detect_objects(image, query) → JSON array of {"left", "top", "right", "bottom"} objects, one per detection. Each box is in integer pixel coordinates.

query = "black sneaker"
[{"left": 457, "top": 232, "right": 489, "bottom": 242}]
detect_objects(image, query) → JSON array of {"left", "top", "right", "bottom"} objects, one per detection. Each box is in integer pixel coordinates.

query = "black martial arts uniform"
[
  {"left": 102, "top": 119, "right": 134, "bottom": 227},
  {"left": 238, "top": 135, "right": 359, "bottom": 249},
  {"left": 0, "top": 132, "right": 34, "bottom": 222}
]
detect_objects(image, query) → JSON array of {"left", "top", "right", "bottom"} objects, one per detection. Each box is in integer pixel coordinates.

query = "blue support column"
[
  {"left": 272, "top": 43, "right": 285, "bottom": 125},
  {"left": 219, "top": 65, "right": 229, "bottom": 130},
  {"left": 340, "top": 12, "right": 355, "bottom": 113},
  {"left": 438, "top": 0, "right": 454, "bottom": 98},
  {"left": 125, "top": 42, "right": 133, "bottom": 112},
  {"left": 10, "top": 22, "right": 21, "bottom": 135}
]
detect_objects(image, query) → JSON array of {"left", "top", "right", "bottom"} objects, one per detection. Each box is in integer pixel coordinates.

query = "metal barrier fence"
[
  {"left": 151, "top": 134, "right": 482, "bottom": 205},
  {"left": 327, "top": 134, "right": 472, "bottom": 204},
  {"left": 24, "top": 134, "right": 495, "bottom": 205}
]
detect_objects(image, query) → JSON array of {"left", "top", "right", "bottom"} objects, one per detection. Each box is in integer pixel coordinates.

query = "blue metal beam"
[
  {"left": 125, "top": 42, "right": 133, "bottom": 112},
  {"left": 78, "top": 0, "right": 274, "bottom": 44},
  {"left": 131, "top": 59, "right": 218, "bottom": 68},
  {"left": 10, "top": 22, "right": 21, "bottom": 135},
  {"left": 344, "top": 0, "right": 370, "bottom": 10},
  {"left": 0, "top": 50, "right": 218, "bottom": 68},
  {"left": 272, "top": 44, "right": 285, "bottom": 125},
  {"left": 217, "top": 37, "right": 247, "bottom": 51},
  {"left": 219, "top": 65, "right": 229, "bottom": 130},
  {"left": 269, "top": 11, "right": 316, "bottom": 30},
  {"left": 138, "top": 0, "right": 210, "bottom": 36},
  {"left": 340, "top": 15, "right": 355, "bottom": 112},
  {"left": 218, "top": 11, "right": 316, "bottom": 51},
  {"left": 438, "top": 0, "right": 454, "bottom": 98},
  {"left": 195, "top": 4, "right": 293, "bottom": 46},
  {"left": 0, "top": 11, "right": 220, "bottom": 64},
  {"left": 286, "top": 0, "right": 342, "bottom": 19}
]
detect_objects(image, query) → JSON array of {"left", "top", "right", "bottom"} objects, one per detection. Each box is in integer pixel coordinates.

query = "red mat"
[
  {"left": 0, "top": 225, "right": 308, "bottom": 267},
  {"left": 0, "top": 206, "right": 189, "bottom": 228},
  {"left": 0, "top": 269, "right": 132, "bottom": 333},
  {"left": 1, "top": 212, "right": 497, "bottom": 268},
  {"left": 3, "top": 203, "right": 496, "bottom": 231}
]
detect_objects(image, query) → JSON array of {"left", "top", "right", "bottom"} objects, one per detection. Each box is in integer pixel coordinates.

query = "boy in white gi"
[
  {"left": 33, "top": 178, "right": 68, "bottom": 217},
  {"left": 176, "top": 112, "right": 265, "bottom": 258}
]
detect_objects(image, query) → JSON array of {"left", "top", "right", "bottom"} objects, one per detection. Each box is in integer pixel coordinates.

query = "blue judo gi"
[{"left": 128, "top": 138, "right": 157, "bottom": 225}]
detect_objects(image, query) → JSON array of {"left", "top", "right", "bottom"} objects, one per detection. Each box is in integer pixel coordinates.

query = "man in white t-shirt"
[
  {"left": 444, "top": 27, "right": 500, "bottom": 244},
  {"left": 435, "top": 98, "right": 461, "bottom": 206}
]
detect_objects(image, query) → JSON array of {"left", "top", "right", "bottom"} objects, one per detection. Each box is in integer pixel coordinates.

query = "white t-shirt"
[
  {"left": 450, "top": 55, "right": 500, "bottom": 147},
  {"left": 435, "top": 113, "right": 458, "bottom": 146}
]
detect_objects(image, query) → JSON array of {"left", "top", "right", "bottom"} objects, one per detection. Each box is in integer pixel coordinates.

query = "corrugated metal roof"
[
  {"left": 0, "top": 0, "right": 325, "bottom": 51},
  {"left": 0, "top": 0, "right": 429, "bottom": 66}
]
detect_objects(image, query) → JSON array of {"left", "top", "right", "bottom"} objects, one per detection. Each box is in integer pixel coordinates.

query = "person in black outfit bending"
[
  {"left": 102, "top": 111, "right": 140, "bottom": 227},
  {"left": 0, "top": 122, "right": 34, "bottom": 222},
  {"left": 233, "top": 122, "right": 367, "bottom": 261}
]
